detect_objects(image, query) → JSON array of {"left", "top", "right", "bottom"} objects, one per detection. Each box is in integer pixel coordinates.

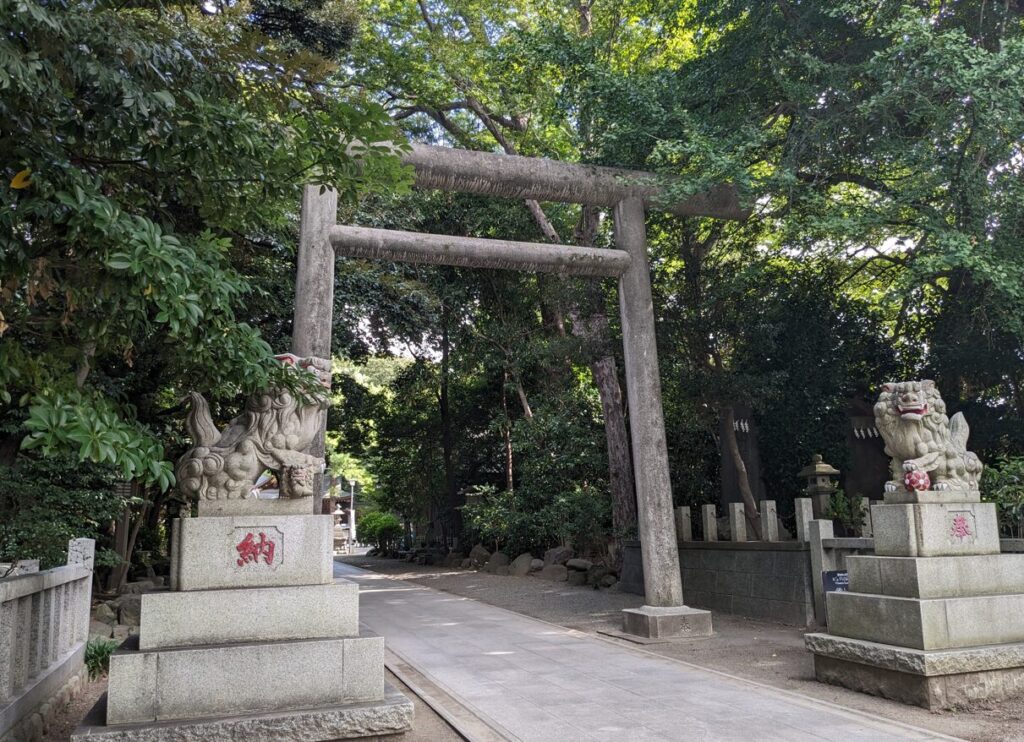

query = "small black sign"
[{"left": 822, "top": 570, "right": 849, "bottom": 594}]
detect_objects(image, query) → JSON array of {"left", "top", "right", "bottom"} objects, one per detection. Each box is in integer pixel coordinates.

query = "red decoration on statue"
[
  {"left": 904, "top": 469, "right": 930, "bottom": 492},
  {"left": 236, "top": 532, "right": 276, "bottom": 567}
]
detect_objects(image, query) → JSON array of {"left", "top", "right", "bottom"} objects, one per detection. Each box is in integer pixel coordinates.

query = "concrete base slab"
[
  {"left": 847, "top": 553, "right": 1024, "bottom": 599},
  {"left": 826, "top": 590, "right": 1024, "bottom": 650},
  {"left": 174, "top": 514, "right": 333, "bottom": 591},
  {"left": 806, "top": 633, "right": 1024, "bottom": 709},
  {"left": 597, "top": 627, "right": 712, "bottom": 645},
  {"left": 621, "top": 604, "right": 712, "bottom": 640},
  {"left": 872, "top": 501, "right": 999, "bottom": 557},
  {"left": 71, "top": 685, "right": 413, "bottom": 741},
  {"left": 107, "top": 634, "right": 384, "bottom": 724},
  {"left": 139, "top": 581, "right": 358, "bottom": 650}
]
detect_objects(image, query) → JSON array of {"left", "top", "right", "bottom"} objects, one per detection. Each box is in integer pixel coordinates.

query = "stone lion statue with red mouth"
[{"left": 874, "top": 380, "right": 982, "bottom": 496}]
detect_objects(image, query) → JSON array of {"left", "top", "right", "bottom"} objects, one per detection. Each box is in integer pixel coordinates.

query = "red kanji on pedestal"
[
  {"left": 236, "top": 532, "right": 276, "bottom": 566},
  {"left": 950, "top": 514, "right": 973, "bottom": 540}
]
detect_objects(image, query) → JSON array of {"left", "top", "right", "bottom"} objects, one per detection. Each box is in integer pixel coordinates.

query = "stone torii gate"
[{"left": 293, "top": 145, "right": 748, "bottom": 639}]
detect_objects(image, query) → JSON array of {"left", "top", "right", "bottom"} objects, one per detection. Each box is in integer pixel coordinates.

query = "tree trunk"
[
  {"left": 439, "top": 305, "right": 459, "bottom": 546},
  {"left": 722, "top": 406, "right": 763, "bottom": 539},
  {"left": 501, "top": 373, "right": 514, "bottom": 492}
]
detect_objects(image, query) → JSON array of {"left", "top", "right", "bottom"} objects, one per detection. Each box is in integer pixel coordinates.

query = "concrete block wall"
[{"left": 679, "top": 544, "right": 815, "bottom": 627}]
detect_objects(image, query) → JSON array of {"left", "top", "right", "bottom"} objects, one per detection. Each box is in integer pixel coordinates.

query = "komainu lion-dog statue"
[
  {"left": 175, "top": 354, "right": 331, "bottom": 503},
  {"left": 874, "top": 379, "right": 982, "bottom": 496}
]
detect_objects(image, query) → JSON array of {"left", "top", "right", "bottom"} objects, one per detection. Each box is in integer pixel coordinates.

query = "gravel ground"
[{"left": 342, "top": 554, "right": 1024, "bottom": 742}]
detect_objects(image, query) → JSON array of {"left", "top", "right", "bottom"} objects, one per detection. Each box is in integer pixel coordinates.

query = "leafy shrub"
[
  {"left": 358, "top": 511, "right": 403, "bottom": 551},
  {"left": 825, "top": 489, "right": 868, "bottom": 537},
  {"left": 462, "top": 482, "right": 611, "bottom": 557},
  {"left": 85, "top": 637, "right": 119, "bottom": 680},
  {"left": 0, "top": 457, "right": 125, "bottom": 568},
  {"left": 983, "top": 457, "right": 1024, "bottom": 538}
]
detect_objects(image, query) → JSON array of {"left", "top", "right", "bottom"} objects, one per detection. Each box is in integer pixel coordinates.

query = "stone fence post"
[
  {"left": 808, "top": 520, "right": 835, "bottom": 626},
  {"left": 701, "top": 504, "right": 718, "bottom": 542}
]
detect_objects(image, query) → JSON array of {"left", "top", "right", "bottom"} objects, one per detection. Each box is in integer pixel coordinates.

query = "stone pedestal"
[
  {"left": 622, "top": 605, "right": 713, "bottom": 640},
  {"left": 74, "top": 510, "right": 412, "bottom": 740},
  {"left": 806, "top": 490, "right": 1024, "bottom": 709}
]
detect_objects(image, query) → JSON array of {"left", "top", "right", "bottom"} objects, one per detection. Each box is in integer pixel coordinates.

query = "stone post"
[
  {"left": 728, "top": 503, "right": 746, "bottom": 542},
  {"left": 794, "top": 498, "right": 813, "bottom": 543},
  {"left": 808, "top": 519, "right": 835, "bottom": 626},
  {"left": 860, "top": 497, "right": 873, "bottom": 537},
  {"left": 613, "top": 197, "right": 682, "bottom": 608},
  {"left": 702, "top": 504, "right": 719, "bottom": 542},
  {"left": 292, "top": 184, "right": 338, "bottom": 513},
  {"left": 675, "top": 507, "right": 692, "bottom": 543},
  {"left": 760, "top": 500, "right": 779, "bottom": 542},
  {"left": 614, "top": 197, "right": 710, "bottom": 639}
]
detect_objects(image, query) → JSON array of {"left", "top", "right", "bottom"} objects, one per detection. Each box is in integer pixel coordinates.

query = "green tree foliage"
[
  {"left": 338, "top": 0, "right": 1024, "bottom": 550},
  {"left": 358, "top": 510, "right": 403, "bottom": 551},
  {"left": 0, "top": 0, "right": 407, "bottom": 490}
]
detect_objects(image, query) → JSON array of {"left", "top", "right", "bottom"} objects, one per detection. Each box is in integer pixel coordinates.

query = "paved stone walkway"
[{"left": 334, "top": 562, "right": 958, "bottom": 742}]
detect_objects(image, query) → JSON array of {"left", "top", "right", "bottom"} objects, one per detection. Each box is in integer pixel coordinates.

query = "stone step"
[
  {"left": 827, "top": 590, "right": 1024, "bottom": 650},
  {"left": 847, "top": 553, "right": 1024, "bottom": 599},
  {"left": 173, "top": 514, "right": 333, "bottom": 591},
  {"left": 804, "top": 632, "right": 1024, "bottom": 710},
  {"left": 73, "top": 684, "right": 413, "bottom": 741},
  {"left": 139, "top": 582, "right": 359, "bottom": 650},
  {"left": 106, "top": 634, "right": 383, "bottom": 725}
]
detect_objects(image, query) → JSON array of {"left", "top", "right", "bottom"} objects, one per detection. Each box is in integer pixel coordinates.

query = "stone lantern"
[{"left": 799, "top": 454, "right": 840, "bottom": 518}]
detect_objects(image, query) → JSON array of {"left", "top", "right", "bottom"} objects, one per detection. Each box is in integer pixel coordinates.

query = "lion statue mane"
[
  {"left": 873, "top": 380, "right": 982, "bottom": 496},
  {"left": 175, "top": 355, "right": 331, "bottom": 502}
]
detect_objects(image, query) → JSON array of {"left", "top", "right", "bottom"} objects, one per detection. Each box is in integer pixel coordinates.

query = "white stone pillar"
[
  {"left": 613, "top": 197, "right": 683, "bottom": 608},
  {"left": 729, "top": 503, "right": 747, "bottom": 542},
  {"left": 292, "top": 184, "right": 338, "bottom": 513},
  {"left": 614, "top": 197, "right": 710, "bottom": 639},
  {"left": 794, "top": 498, "right": 813, "bottom": 543},
  {"left": 760, "top": 500, "right": 779, "bottom": 542},
  {"left": 675, "top": 507, "right": 692, "bottom": 543},
  {"left": 702, "top": 504, "right": 719, "bottom": 542}
]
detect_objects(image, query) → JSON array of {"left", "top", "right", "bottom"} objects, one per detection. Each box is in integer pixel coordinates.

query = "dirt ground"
[
  {"left": 342, "top": 554, "right": 1024, "bottom": 742},
  {"left": 44, "top": 668, "right": 458, "bottom": 741}
]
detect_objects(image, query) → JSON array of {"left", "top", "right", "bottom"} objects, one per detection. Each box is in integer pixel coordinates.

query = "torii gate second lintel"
[{"left": 291, "top": 146, "right": 748, "bottom": 640}]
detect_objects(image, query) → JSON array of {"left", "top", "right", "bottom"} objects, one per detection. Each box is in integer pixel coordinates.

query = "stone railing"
[{"left": 0, "top": 539, "right": 94, "bottom": 742}]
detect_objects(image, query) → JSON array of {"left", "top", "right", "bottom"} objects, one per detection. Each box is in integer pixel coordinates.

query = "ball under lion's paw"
[{"left": 904, "top": 469, "right": 930, "bottom": 491}]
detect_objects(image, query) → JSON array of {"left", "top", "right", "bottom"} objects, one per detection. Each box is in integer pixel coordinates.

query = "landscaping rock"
[
  {"left": 482, "top": 551, "right": 509, "bottom": 573},
  {"left": 567, "top": 570, "right": 587, "bottom": 586},
  {"left": 121, "top": 580, "right": 155, "bottom": 594},
  {"left": 493, "top": 566, "right": 510, "bottom": 576},
  {"left": 537, "top": 564, "right": 568, "bottom": 582},
  {"left": 565, "top": 558, "right": 592, "bottom": 571},
  {"left": 586, "top": 564, "right": 611, "bottom": 587},
  {"left": 112, "top": 624, "right": 131, "bottom": 641},
  {"left": 89, "top": 620, "right": 113, "bottom": 639},
  {"left": 460, "top": 558, "right": 472, "bottom": 569},
  {"left": 94, "top": 602, "right": 118, "bottom": 626},
  {"left": 117, "top": 595, "right": 142, "bottom": 627},
  {"left": 509, "top": 553, "right": 534, "bottom": 576},
  {"left": 529, "top": 558, "right": 544, "bottom": 572},
  {"left": 445, "top": 552, "right": 464, "bottom": 568},
  {"left": 468, "top": 544, "right": 491, "bottom": 567},
  {"left": 601, "top": 574, "right": 618, "bottom": 588},
  {"left": 543, "top": 546, "right": 574, "bottom": 566}
]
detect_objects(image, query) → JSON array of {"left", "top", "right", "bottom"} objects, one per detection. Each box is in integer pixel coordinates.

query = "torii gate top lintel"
[{"left": 404, "top": 143, "right": 750, "bottom": 221}]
